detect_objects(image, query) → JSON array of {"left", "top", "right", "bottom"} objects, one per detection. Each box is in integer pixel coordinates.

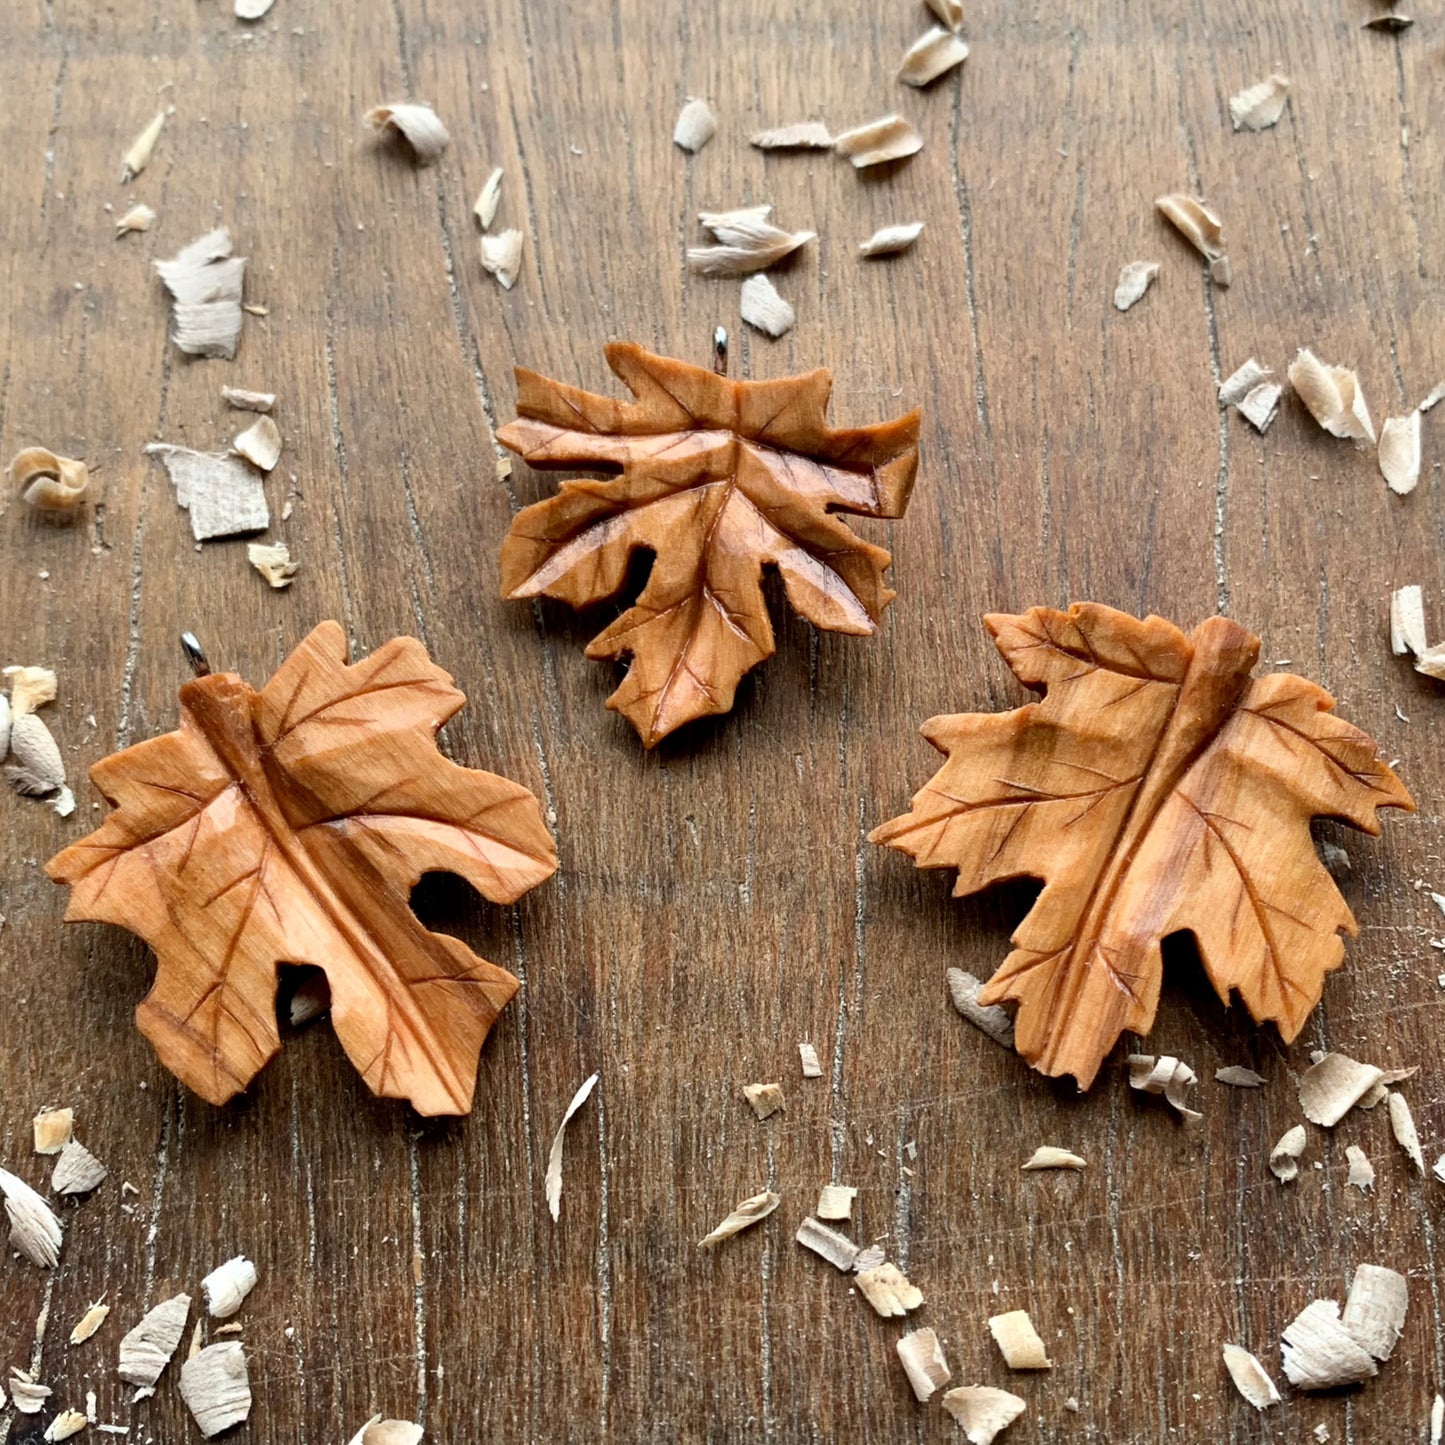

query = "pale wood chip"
[
  {"left": 1282, "top": 1299, "right": 1377, "bottom": 1390},
  {"left": 180, "top": 1342, "right": 251, "bottom": 1438},
  {"left": 6, "top": 711, "right": 68, "bottom": 809},
  {"left": 5, "top": 664, "right": 57, "bottom": 717},
  {"left": 689, "top": 207, "right": 814, "bottom": 275},
  {"left": 743, "top": 1082, "right": 785, "bottom": 1120},
  {"left": 1021, "top": 1145, "right": 1085, "bottom": 1171},
  {"left": 154, "top": 229, "right": 246, "bottom": 359},
  {"left": 856, "top": 1262, "right": 923, "bottom": 1318},
  {"left": 44, "top": 1408, "right": 88, "bottom": 1442},
  {"left": 1345, "top": 1144, "right": 1375, "bottom": 1192},
  {"left": 860, "top": 222, "right": 924, "bottom": 257},
  {"left": 1222, "top": 1342, "right": 1281, "bottom": 1408},
  {"left": 233, "top": 415, "right": 282, "bottom": 472},
  {"left": 1, "top": 1167, "right": 63, "bottom": 1267},
  {"left": 852, "top": 1244, "right": 886, "bottom": 1272},
  {"left": 146, "top": 445, "right": 269, "bottom": 540},
  {"left": 33, "top": 1107, "right": 74, "bottom": 1154},
  {"left": 1126, "top": 1054, "right": 1200, "bottom": 1118},
  {"left": 221, "top": 386, "right": 275, "bottom": 413},
  {"left": 1238, "top": 382, "right": 1283, "bottom": 433},
  {"left": 946, "top": 968, "right": 1015, "bottom": 1049},
  {"left": 545, "top": 1072, "right": 598, "bottom": 1222},
  {"left": 1379, "top": 411, "right": 1422, "bottom": 495},
  {"left": 1113, "top": 260, "right": 1159, "bottom": 312},
  {"left": 122, "top": 111, "right": 167, "bottom": 182},
  {"left": 740, "top": 274, "right": 795, "bottom": 338},
  {"left": 833, "top": 115, "right": 923, "bottom": 168},
  {"left": 1434, "top": 1153, "right": 1445, "bottom": 1184},
  {"left": 1417, "top": 643, "right": 1445, "bottom": 681},
  {"left": 1270, "top": 1124, "right": 1308, "bottom": 1182},
  {"left": 1156, "top": 194, "right": 1227, "bottom": 273},
  {"left": 247, "top": 541, "right": 299, "bottom": 590},
  {"left": 698, "top": 1189, "right": 780, "bottom": 1247},
  {"left": 1298, "top": 1052, "right": 1383, "bottom": 1126},
  {"left": 115, "top": 203, "right": 155, "bottom": 237},
  {"left": 989, "top": 1309, "right": 1051, "bottom": 1369},
  {"left": 9, "top": 1369, "right": 52, "bottom": 1413},
  {"left": 1433, "top": 1393, "right": 1443, "bottom": 1445},
  {"left": 235, "top": 0, "right": 275, "bottom": 19},
  {"left": 749, "top": 121, "right": 832, "bottom": 150},
  {"left": 926, "top": 0, "right": 964, "bottom": 30},
  {"left": 1364, "top": 13, "right": 1413, "bottom": 30},
  {"left": 10, "top": 447, "right": 89, "bottom": 513},
  {"left": 52, "top": 1140, "right": 107, "bottom": 1195},
  {"left": 1420, "top": 381, "right": 1445, "bottom": 413},
  {"left": 1391, "top": 586, "right": 1427, "bottom": 656},
  {"left": 1229, "top": 73, "right": 1290, "bottom": 131},
  {"left": 816, "top": 1184, "right": 856, "bottom": 1220},
  {"left": 474, "top": 167, "right": 504, "bottom": 230},
  {"left": 202, "top": 1256, "right": 258, "bottom": 1318},
  {"left": 943, "top": 1386, "right": 1027, "bottom": 1444},
  {"left": 797, "top": 1042, "right": 823, "bottom": 1078},
  {"left": 1210, "top": 254, "right": 1233, "bottom": 287},
  {"left": 898, "top": 27, "right": 968, "bottom": 87},
  {"left": 1341, "top": 1264, "right": 1408, "bottom": 1361},
  {"left": 365, "top": 104, "right": 450, "bottom": 163},
  {"left": 1219, "top": 359, "right": 1270, "bottom": 408},
  {"left": 70, "top": 1301, "right": 111, "bottom": 1346},
  {"left": 673, "top": 98, "right": 717, "bottom": 153},
  {"left": 1288, "top": 348, "right": 1375, "bottom": 443},
  {"left": 117, "top": 1293, "right": 191, "bottom": 1386},
  {"left": 349, "top": 1419, "right": 424, "bottom": 1445},
  {"left": 897, "top": 1328, "right": 950, "bottom": 1402},
  {"left": 1215, "top": 1066, "right": 1265, "bottom": 1087},
  {"left": 481, "top": 229, "right": 525, "bottom": 289},
  {"left": 1388, "top": 1092, "right": 1425, "bottom": 1174},
  {"left": 795, "top": 1216, "right": 858, "bottom": 1270}
]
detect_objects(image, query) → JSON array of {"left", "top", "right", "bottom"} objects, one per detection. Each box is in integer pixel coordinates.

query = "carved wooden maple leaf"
[
  {"left": 46, "top": 622, "right": 557, "bottom": 1116},
  {"left": 871, "top": 603, "right": 1413, "bottom": 1088},
  {"left": 498, "top": 342, "right": 920, "bottom": 746}
]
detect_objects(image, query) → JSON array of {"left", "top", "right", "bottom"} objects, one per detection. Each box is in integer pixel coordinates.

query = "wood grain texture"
[{"left": 0, "top": 1, "right": 1442, "bottom": 1441}]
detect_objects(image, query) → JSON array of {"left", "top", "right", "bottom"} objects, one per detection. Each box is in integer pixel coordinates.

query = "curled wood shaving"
[
  {"left": 795, "top": 1216, "right": 859, "bottom": 1270},
  {"left": 221, "top": 386, "right": 275, "bottom": 413},
  {"left": 897, "top": 1328, "right": 950, "bottom": 1402},
  {"left": 1391, "top": 586, "right": 1428, "bottom": 657},
  {"left": 860, "top": 222, "right": 924, "bottom": 257},
  {"left": 146, "top": 444, "right": 269, "bottom": 540},
  {"left": 1434, "top": 1394, "right": 1444, "bottom": 1445},
  {"left": 52, "top": 1140, "right": 107, "bottom": 1195},
  {"left": 942, "top": 1386, "right": 1027, "bottom": 1444},
  {"left": 474, "top": 168, "right": 504, "bottom": 230},
  {"left": 1364, "top": 13, "right": 1413, "bottom": 30},
  {"left": 0, "top": 1168, "right": 62, "bottom": 1267},
  {"left": 1215, "top": 1066, "right": 1265, "bottom": 1087},
  {"left": 1113, "top": 260, "right": 1159, "bottom": 312},
  {"left": 248, "top": 541, "right": 299, "bottom": 590},
  {"left": 1418, "top": 644, "right": 1445, "bottom": 682},
  {"left": 70, "top": 1301, "right": 111, "bottom": 1346},
  {"left": 1288, "top": 349, "right": 1375, "bottom": 443},
  {"left": 856, "top": 1263, "right": 923, "bottom": 1318},
  {"left": 1156, "top": 194, "right": 1227, "bottom": 269},
  {"left": 1219, "top": 359, "right": 1272, "bottom": 407},
  {"left": 673, "top": 98, "right": 718, "bottom": 153},
  {"left": 698, "top": 1189, "right": 780, "bottom": 1247},
  {"left": 1238, "top": 382, "right": 1283, "bottom": 434},
  {"left": 1388, "top": 1092, "right": 1425, "bottom": 1174},
  {"left": 33, "top": 1107, "right": 74, "bottom": 1154},
  {"left": 749, "top": 121, "right": 833, "bottom": 150},
  {"left": 545, "top": 1072, "right": 598, "bottom": 1222},
  {"left": 1270, "top": 1124, "right": 1308, "bottom": 1182},
  {"left": 1379, "top": 411, "right": 1422, "bottom": 495},
  {"left": 1281, "top": 1299, "right": 1377, "bottom": 1390},
  {"left": 852, "top": 1244, "right": 886, "bottom": 1272},
  {"left": 797, "top": 1042, "right": 822, "bottom": 1078},
  {"left": 115, "top": 203, "right": 155, "bottom": 237},
  {"left": 154, "top": 229, "right": 246, "bottom": 359},
  {"left": 1341, "top": 1264, "right": 1408, "bottom": 1362},
  {"left": 688, "top": 206, "right": 815, "bottom": 276},
  {"left": 1420, "top": 381, "right": 1445, "bottom": 413},
  {"left": 365, "top": 104, "right": 450, "bottom": 163},
  {"left": 946, "top": 968, "right": 1015, "bottom": 1049},
  {"left": 1345, "top": 1144, "right": 1375, "bottom": 1192},
  {"left": 7, "top": 712, "right": 68, "bottom": 809},
  {"left": 11, "top": 448, "right": 89, "bottom": 513},
  {"left": 744, "top": 1082, "right": 785, "bottom": 1119},
  {"left": 122, "top": 111, "right": 167, "bottom": 182},
  {"left": 1229, "top": 74, "right": 1290, "bottom": 131},
  {"left": 233, "top": 415, "right": 282, "bottom": 472},
  {"left": 202, "top": 1256, "right": 257, "bottom": 1318},
  {"left": 7, "top": 665, "right": 55, "bottom": 718},
  {"left": 1021, "top": 1146, "right": 1085, "bottom": 1170},
  {"left": 1298, "top": 1052, "right": 1383, "bottom": 1126},
  {"left": 898, "top": 27, "right": 968, "bottom": 87},
  {"left": 180, "top": 1341, "right": 252, "bottom": 1437},
  {"left": 44, "top": 1409, "right": 88, "bottom": 1442},
  {"left": 816, "top": 1184, "right": 856, "bottom": 1220},
  {"left": 739, "top": 274, "right": 795, "bottom": 339},
  {"left": 1222, "top": 1342, "right": 1281, "bottom": 1408},
  {"left": 480, "top": 229, "right": 525, "bottom": 289},
  {"left": 1126, "top": 1054, "right": 1200, "bottom": 1118},
  {"left": 926, "top": 0, "right": 964, "bottom": 29},
  {"left": 9, "top": 1370, "right": 52, "bottom": 1413},
  {"left": 117, "top": 1293, "right": 191, "bottom": 1386},
  {"left": 349, "top": 1419, "right": 424, "bottom": 1445},
  {"left": 833, "top": 115, "right": 923, "bottom": 168},
  {"left": 236, "top": 0, "right": 275, "bottom": 19},
  {"left": 988, "top": 1309, "right": 1051, "bottom": 1369}
]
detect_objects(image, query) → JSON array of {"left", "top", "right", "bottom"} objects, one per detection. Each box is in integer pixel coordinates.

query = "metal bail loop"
[
  {"left": 712, "top": 325, "right": 729, "bottom": 377},
  {"left": 180, "top": 633, "right": 212, "bottom": 678}
]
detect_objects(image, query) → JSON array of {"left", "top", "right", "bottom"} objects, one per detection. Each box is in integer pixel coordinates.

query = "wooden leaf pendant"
[
  {"left": 46, "top": 622, "right": 558, "bottom": 1116},
  {"left": 871, "top": 603, "right": 1413, "bottom": 1088},
  {"left": 498, "top": 342, "right": 921, "bottom": 746}
]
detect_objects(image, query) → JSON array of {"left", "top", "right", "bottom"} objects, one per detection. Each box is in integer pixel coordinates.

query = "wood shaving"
[
  {"left": 70, "top": 1301, "right": 111, "bottom": 1346},
  {"left": 943, "top": 1386, "right": 1027, "bottom": 1444},
  {"left": 146, "top": 445, "right": 269, "bottom": 540},
  {"left": 10, "top": 1370, "right": 52, "bottom": 1413},
  {"left": 365, "top": 104, "right": 450, "bottom": 163},
  {"left": 673, "top": 98, "right": 717, "bottom": 153},
  {"left": 946, "top": 968, "right": 1015, "bottom": 1049},
  {"left": 1238, "top": 383, "right": 1283, "bottom": 434},
  {"left": 52, "top": 1140, "right": 107, "bottom": 1195},
  {"left": 1270, "top": 1124, "right": 1308, "bottom": 1182},
  {"left": 926, "top": 0, "right": 964, "bottom": 29},
  {"left": 1364, "top": 13, "right": 1413, "bottom": 30},
  {"left": 221, "top": 386, "right": 275, "bottom": 413},
  {"left": 235, "top": 0, "right": 275, "bottom": 18},
  {"left": 797, "top": 1042, "right": 822, "bottom": 1078},
  {"left": 1229, "top": 73, "right": 1290, "bottom": 131},
  {"left": 897, "top": 27, "right": 968, "bottom": 86},
  {"left": 688, "top": 206, "right": 815, "bottom": 276},
  {"left": 1388, "top": 1091, "right": 1425, "bottom": 1174},
  {"left": 795, "top": 1216, "right": 858, "bottom": 1270},
  {"left": 0, "top": 693, "right": 9, "bottom": 765},
  {"left": 1126, "top": 1054, "right": 1200, "bottom": 1118},
  {"left": 44, "top": 1409, "right": 88, "bottom": 1442},
  {"left": 860, "top": 222, "right": 924, "bottom": 257},
  {"left": 1341, "top": 1264, "right": 1408, "bottom": 1361},
  {"left": 286, "top": 967, "right": 330, "bottom": 1025},
  {"left": 248, "top": 541, "right": 299, "bottom": 590},
  {"left": 1209, "top": 255, "right": 1233, "bottom": 287},
  {"left": 1379, "top": 411, "right": 1422, "bottom": 495},
  {"left": 833, "top": 115, "right": 923, "bottom": 168},
  {"left": 1222, "top": 1343, "right": 1281, "bottom": 1408},
  {"left": 856, "top": 1263, "right": 923, "bottom": 1318},
  {"left": 1420, "top": 381, "right": 1445, "bottom": 413},
  {"left": 233, "top": 415, "right": 282, "bottom": 472},
  {"left": 1113, "top": 260, "right": 1159, "bottom": 312},
  {"left": 1281, "top": 1299, "right": 1377, "bottom": 1390},
  {"left": 1215, "top": 1066, "right": 1265, "bottom": 1087},
  {"left": 117, "top": 1293, "right": 191, "bottom": 1386},
  {"left": 7, "top": 711, "right": 69, "bottom": 812},
  {"left": 545, "top": 1072, "right": 598, "bottom": 1222},
  {"left": 816, "top": 1184, "right": 856, "bottom": 1220},
  {"left": 154, "top": 229, "right": 246, "bottom": 359},
  {"left": 348, "top": 1419, "right": 424, "bottom": 1445},
  {"left": 1288, "top": 349, "right": 1375, "bottom": 443},
  {"left": 988, "top": 1309, "right": 1051, "bottom": 1369},
  {"left": 1345, "top": 1144, "right": 1375, "bottom": 1192},
  {"left": 852, "top": 1244, "right": 886, "bottom": 1272},
  {"left": 474, "top": 168, "right": 504, "bottom": 230},
  {"left": 1298, "top": 1052, "right": 1383, "bottom": 1126},
  {"left": 698, "top": 1189, "right": 780, "bottom": 1247},
  {"left": 749, "top": 122, "right": 833, "bottom": 150},
  {"left": 1021, "top": 1146, "right": 1085, "bottom": 1170},
  {"left": 122, "top": 111, "right": 166, "bottom": 182},
  {"left": 0, "top": 1166, "right": 63, "bottom": 1266},
  {"left": 744, "top": 1082, "right": 785, "bottom": 1119},
  {"left": 897, "top": 1328, "right": 950, "bottom": 1402},
  {"left": 481, "top": 229, "right": 525, "bottom": 289},
  {"left": 1391, "top": 586, "right": 1428, "bottom": 656},
  {"left": 202, "top": 1256, "right": 258, "bottom": 1318},
  {"left": 1433, "top": 1393, "right": 1444, "bottom": 1445},
  {"left": 115, "top": 202, "right": 156, "bottom": 237},
  {"left": 11, "top": 447, "right": 89, "bottom": 513},
  {"left": 740, "top": 274, "right": 795, "bottom": 339},
  {"left": 33, "top": 1107, "right": 74, "bottom": 1154},
  {"left": 1155, "top": 194, "right": 1228, "bottom": 278},
  {"left": 1219, "top": 360, "right": 1272, "bottom": 408},
  {"left": 1435, "top": 1153, "right": 1445, "bottom": 1184},
  {"left": 179, "top": 1341, "right": 251, "bottom": 1437},
  {"left": 1417, "top": 644, "right": 1445, "bottom": 682}
]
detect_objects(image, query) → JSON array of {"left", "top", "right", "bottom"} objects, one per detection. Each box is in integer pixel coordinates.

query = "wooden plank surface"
[{"left": 1, "top": 0, "right": 1443, "bottom": 1440}]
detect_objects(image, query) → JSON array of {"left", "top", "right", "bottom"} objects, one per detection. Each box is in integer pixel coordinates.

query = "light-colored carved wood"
[
  {"left": 871, "top": 603, "right": 1414, "bottom": 1088},
  {"left": 498, "top": 341, "right": 921, "bottom": 747},
  {"left": 46, "top": 622, "right": 557, "bottom": 1116}
]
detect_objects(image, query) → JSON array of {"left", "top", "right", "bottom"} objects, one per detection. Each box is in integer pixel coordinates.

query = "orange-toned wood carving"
[
  {"left": 498, "top": 342, "right": 921, "bottom": 746},
  {"left": 871, "top": 603, "right": 1413, "bottom": 1088},
  {"left": 47, "top": 622, "right": 557, "bottom": 1116}
]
